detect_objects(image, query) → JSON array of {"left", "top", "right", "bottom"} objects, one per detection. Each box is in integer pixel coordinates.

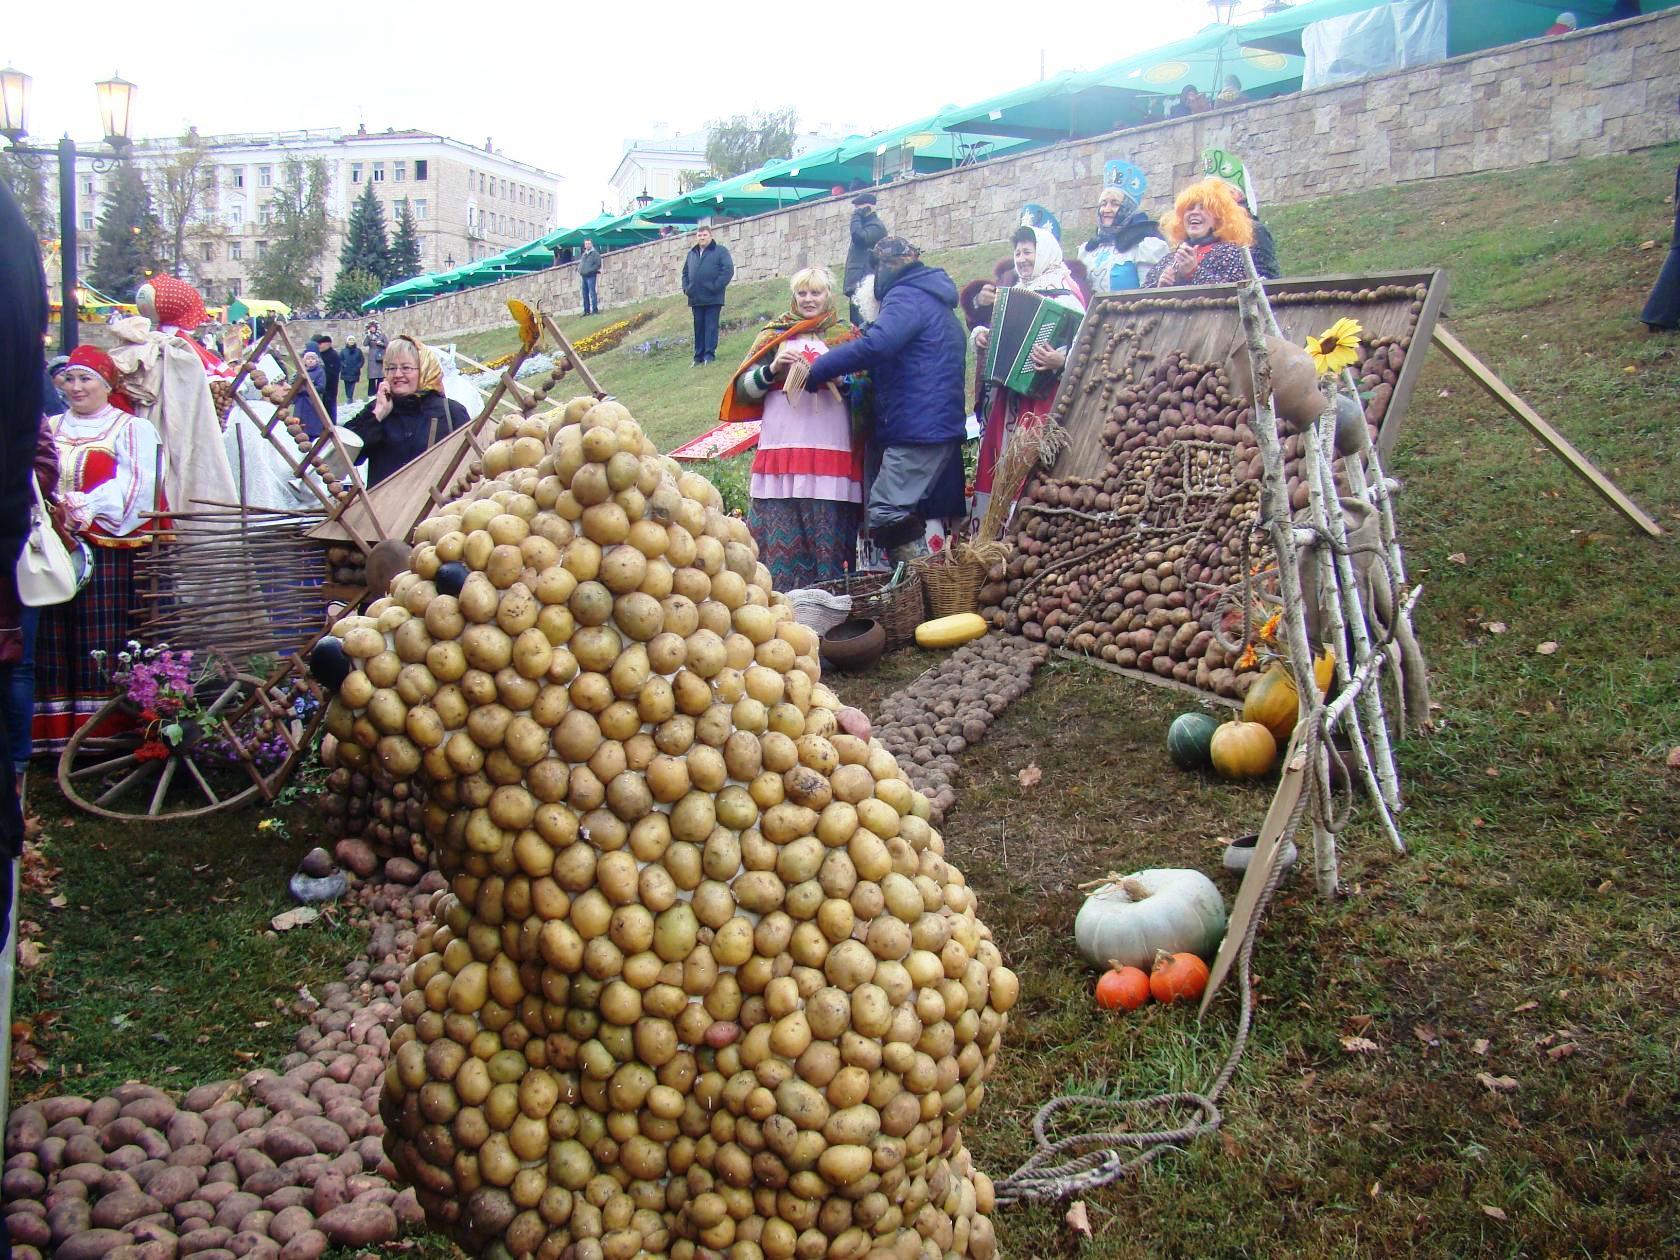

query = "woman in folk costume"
[
  {"left": 1079, "top": 160, "right": 1169, "bottom": 295},
  {"left": 1145, "top": 177, "right": 1256, "bottom": 288},
  {"left": 34, "top": 346, "right": 168, "bottom": 749},
  {"left": 969, "top": 218, "right": 1087, "bottom": 523},
  {"left": 720, "top": 267, "right": 865, "bottom": 589}
]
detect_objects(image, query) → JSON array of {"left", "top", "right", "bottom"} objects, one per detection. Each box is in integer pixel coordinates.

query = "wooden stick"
[
  {"left": 275, "top": 324, "right": 388, "bottom": 544},
  {"left": 1432, "top": 325, "right": 1662, "bottom": 538}
]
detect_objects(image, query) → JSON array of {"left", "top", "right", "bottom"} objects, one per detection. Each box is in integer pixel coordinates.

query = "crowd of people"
[{"left": 720, "top": 160, "right": 1285, "bottom": 590}]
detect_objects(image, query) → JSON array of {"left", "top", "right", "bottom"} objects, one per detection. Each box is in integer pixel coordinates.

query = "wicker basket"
[
  {"left": 812, "top": 569, "right": 925, "bottom": 650},
  {"left": 917, "top": 554, "right": 989, "bottom": 619}
]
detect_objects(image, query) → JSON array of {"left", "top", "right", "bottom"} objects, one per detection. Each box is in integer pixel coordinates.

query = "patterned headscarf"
[
  {"left": 64, "top": 345, "right": 135, "bottom": 413},
  {"left": 390, "top": 334, "right": 444, "bottom": 394},
  {"left": 146, "top": 274, "right": 211, "bottom": 331}
]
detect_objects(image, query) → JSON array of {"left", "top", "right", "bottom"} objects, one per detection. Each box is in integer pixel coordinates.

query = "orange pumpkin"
[
  {"left": 1150, "top": 950, "right": 1210, "bottom": 1004},
  {"left": 1241, "top": 655, "right": 1336, "bottom": 745},
  {"left": 1208, "top": 720, "right": 1277, "bottom": 780},
  {"left": 1095, "top": 965, "right": 1151, "bottom": 1011}
]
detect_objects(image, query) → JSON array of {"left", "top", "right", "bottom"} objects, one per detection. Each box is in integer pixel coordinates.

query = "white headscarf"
[{"left": 1021, "top": 226, "right": 1084, "bottom": 313}]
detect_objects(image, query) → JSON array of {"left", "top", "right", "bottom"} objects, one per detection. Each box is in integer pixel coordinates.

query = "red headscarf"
[
  {"left": 65, "top": 345, "right": 135, "bottom": 413},
  {"left": 149, "top": 274, "right": 210, "bottom": 331}
]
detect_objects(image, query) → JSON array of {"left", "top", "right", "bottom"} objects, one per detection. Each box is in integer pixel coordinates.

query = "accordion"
[{"left": 984, "top": 286, "right": 1082, "bottom": 395}]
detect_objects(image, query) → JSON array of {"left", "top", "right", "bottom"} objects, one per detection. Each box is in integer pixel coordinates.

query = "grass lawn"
[{"left": 13, "top": 145, "right": 1680, "bottom": 1257}]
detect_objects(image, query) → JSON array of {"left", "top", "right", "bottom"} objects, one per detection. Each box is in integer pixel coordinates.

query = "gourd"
[
  {"left": 1150, "top": 950, "right": 1210, "bottom": 1004},
  {"left": 1167, "top": 711, "right": 1221, "bottom": 770},
  {"left": 1074, "top": 868, "right": 1227, "bottom": 970},
  {"left": 1209, "top": 720, "right": 1278, "bottom": 780},
  {"left": 1228, "top": 334, "right": 1327, "bottom": 429},
  {"left": 1241, "top": 656, "right": 1336, "bottom": 745},
  {"left": 1095, "top": 965, "right": 1151, "bottom": 1011},
  {"left": 915, "top": 611, "right": 988, "bottom": 649}
]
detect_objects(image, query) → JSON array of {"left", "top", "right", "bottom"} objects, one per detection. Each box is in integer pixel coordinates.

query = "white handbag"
[{"left": 16, "top": 479, "right": 79, "bottom": 607}]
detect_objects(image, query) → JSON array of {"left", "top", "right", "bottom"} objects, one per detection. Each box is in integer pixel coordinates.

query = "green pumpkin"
[{"left": 1167, "top": 712, "right": 1222, "bottom": 770}]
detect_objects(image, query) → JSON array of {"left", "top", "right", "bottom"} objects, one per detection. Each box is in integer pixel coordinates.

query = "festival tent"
[
  {"left": 755, "top": 111, "right": 1037, "bottom": 189},
  {"left": 227, "top": 298, "right": 292, "bottom": 322},
  {"left": 632, "top": 170, "right": 833, "bottom": 225}
]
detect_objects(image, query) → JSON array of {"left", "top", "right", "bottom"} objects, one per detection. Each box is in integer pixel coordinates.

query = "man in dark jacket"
[
  {"left": 805, "top": 237, "right": 967, "bottom": 558},
  {"left": 314, "top": 335, "right": 342, "bottom": 420},
  {"left": 681, "top": 223, "right": 734, "bottom": 365},
  {"left": 843, "top": 193, "right": 887, "bottom": 324},
  {"left": 340, "top": 339, "right": 365, "bottom": 403},
  {"left": 578, "top": 238, "right": 602, "bottom": 315}
]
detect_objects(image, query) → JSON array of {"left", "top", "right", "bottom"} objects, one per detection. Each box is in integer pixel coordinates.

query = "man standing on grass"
[
  {"left": 681, "top": 221, "right": 734, "bottom": 366},
  {"left": 340, "top": 337, "right": 364, "bottom": 404},
  {"left": 579, "top": 237, "right": 602, "bottom": 315}
]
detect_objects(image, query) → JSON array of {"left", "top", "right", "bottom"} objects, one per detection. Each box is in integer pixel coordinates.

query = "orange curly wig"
[{"left": 1159, "top": 178, "right": 1255, "bottom": 248}]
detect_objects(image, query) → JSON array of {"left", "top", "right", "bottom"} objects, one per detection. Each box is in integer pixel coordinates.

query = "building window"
[
  {"left": 233, "top": 168, "right": 245, "bottom": 188},
  {"left": 79, "top": 210, "right": 94, "bottom": 230},
  {"left": 394, "top": 161, "right": 406, "bottom": 182},
  {"left": 414, "top": 198, "right": 428, "bottom": 220},
  {"left": 311, "top": 276, "right": 323, "bottom": 296},
  {"left": 258, "top": 165, "right": 272, "bottom": 187},
  {"left": 258, "top": 203, "right": 271, "bottom": 226},
  {"left": 351, "top": 162, "right": 362, "bottom": 184},
  {"left": 479, "top": 173, "right": 486, "bottom": 194},
  {"left": 230, "top": 241, "right": 242, "bottom": 260},
  {"left": 373, "top": 162, "right": 385, "bottom": 182},
  {"left": 202, "top": 242, "right": 215, "bottom": 263},
  {"left": 256, "top": 240, "right": 269, "bottom": 259},
  {"left": 81, "top": 177, "right": 94, "bottom": 196},
  {"left": 414, "top": 159, "right": 428, "bottom": 180},
  {"left": 78, "top": 244, "right": 91, "bottom": 267},
  {"left": 228, "top": 205, "right": 242, "bottom": 227},
  {"left": 229, "top": 277, "right": 242, "bottom": 296}
]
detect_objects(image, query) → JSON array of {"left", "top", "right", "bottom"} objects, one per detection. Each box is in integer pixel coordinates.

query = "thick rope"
[{"left": 992, "top": 744, "right": 1312, "bottom": 1205}]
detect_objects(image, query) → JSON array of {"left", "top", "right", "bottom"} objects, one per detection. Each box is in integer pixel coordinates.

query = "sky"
[{"left": 6, "top": 0, "right": 1262, "bottom": 224}]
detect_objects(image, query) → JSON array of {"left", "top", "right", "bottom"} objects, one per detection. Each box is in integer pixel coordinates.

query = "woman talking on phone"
[{"left": 344, "top": 335, "right": 468, "bottom": 485}]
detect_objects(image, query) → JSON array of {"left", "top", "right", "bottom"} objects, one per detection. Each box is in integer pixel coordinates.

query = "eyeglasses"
[{"left": 386, "top": 364, "right": 419, "bottom": 375}]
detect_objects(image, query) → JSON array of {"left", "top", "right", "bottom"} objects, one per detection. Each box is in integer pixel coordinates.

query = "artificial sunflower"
[{"left": 1305, "top": 317, "right": 1363, "bottom": 375}]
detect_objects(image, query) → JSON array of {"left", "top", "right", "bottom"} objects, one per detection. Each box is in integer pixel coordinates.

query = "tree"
[
  {"left": 340, "top": 181, "right": 391, "bottom": 284},
  {"left": 389, "top": 199, "right": 423, "bottom": 284},
  {"left": 704, "top": 109, "right": 797, "bottom": 180},
  {"left": 677, "top": 169, "right": 711, "bottom": 195},
  {"left": 251, "top": 157, "right": 330, "bottom": 308},
  {"left": 0, "top": 153, "right": 52, "bottom": 241},
  {"left": 326, "top": 267, "right": 382, "bottom": 316},
  {"left": 156, "top": 127, "right": 219, "bottom": 280},
  {"left": 89, "top": 160, "right": 163, "bottom": 301}
]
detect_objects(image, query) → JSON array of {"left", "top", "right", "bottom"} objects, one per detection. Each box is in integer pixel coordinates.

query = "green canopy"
[
  {"left": 635, "top": 169, "right": 830, "bottom": 224},
  {"left": 757, "top": 111, "right": 1036, "bottom": 189}
]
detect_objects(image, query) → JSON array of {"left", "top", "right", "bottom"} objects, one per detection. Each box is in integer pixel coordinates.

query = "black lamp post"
[{"left": 0, "top": 66, "right": 138, "bottom": 353}]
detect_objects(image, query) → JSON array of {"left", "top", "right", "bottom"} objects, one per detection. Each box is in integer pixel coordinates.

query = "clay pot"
[{"left": 820, "top": 617, "right": 887, "bottom": 671}]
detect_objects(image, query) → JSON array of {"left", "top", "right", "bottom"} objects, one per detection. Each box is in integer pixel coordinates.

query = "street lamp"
[{"left": 1, "top": 67, "right": 138, "bottom": 353}]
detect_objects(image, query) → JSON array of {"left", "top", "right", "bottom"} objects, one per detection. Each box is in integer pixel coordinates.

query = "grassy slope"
[{"left": 14, "top": 147, "right": 1680, "bottom": 1256}]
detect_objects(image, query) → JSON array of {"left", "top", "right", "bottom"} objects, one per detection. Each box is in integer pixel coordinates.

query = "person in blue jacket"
[
  {"left": 681, "top": 222, "right": 734, "bottom": 365},
  {"left": 805, "top": 236, "right": 968, "bottom": 560}
]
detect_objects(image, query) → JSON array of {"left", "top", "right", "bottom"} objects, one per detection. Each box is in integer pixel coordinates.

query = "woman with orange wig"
[{"left": 1145, "top": 178, "right": 1256, "bottom": 288}]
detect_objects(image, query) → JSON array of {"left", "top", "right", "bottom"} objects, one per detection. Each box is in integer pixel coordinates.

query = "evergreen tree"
[
  {"left": 339, "top": 181, "right": 391, "bottom": 284},
  {"left": 0, "top": 153, "right": 52, "bottom": 241},
  {"left": 251, "top": 157, "right": 330, "bottom": 309},
  {"left": 326, "top": 267, "right": 382, "bottom": 317},
  {"left": 389, "top": 199, "right": 423, "bottom": 283},
  {"left": 89, "top": 160, "right": 163, "bottom": 300}
]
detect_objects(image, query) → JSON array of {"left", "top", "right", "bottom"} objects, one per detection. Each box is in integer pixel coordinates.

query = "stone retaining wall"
[{"left": 387, "top": 10, "right": 1680, "bottom": 342}]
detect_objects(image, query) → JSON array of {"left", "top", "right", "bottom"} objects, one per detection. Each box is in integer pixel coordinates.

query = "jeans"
[
  {"left": 582, "top": 274, "right": 599, "bottom": 315},
  {"left": 344, "top": 378, "right": 359, "bottom": 404},
  {"left": 4, "top": 604, "right": 39, "bottom": 774},
  {"left": 691, "top": 304, "right": 721, "bottom": 363}
]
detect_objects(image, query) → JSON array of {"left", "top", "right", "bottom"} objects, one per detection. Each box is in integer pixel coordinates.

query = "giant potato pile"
[
  {"left": 318, "top": 397, "right": 1021, "bottom": 1259},
  {"left": 986, "top": 286, "right": 1420, "bottom": 700}
]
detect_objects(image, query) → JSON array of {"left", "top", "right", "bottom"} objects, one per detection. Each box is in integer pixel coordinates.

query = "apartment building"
[{"left": 61, "top": 126, "right": 562, "bottom": 302}]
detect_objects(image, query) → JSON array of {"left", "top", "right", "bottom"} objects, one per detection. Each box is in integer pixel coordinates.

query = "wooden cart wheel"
[{"left": 57, "top": 671, "right": 325, "bottom": 823}]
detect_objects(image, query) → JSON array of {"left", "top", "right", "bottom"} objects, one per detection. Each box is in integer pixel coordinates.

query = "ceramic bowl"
[{"left": 820, "top": 617, "right": 887, "bottom": 671}]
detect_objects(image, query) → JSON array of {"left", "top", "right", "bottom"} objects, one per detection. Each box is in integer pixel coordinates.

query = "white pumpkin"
[{"left": 1073, "top": 868, "right": 1227, "bottom": 970}]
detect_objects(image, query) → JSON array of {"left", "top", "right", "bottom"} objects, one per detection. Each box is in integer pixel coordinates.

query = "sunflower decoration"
[
  {"left": 1305, "top": 317, "right": 1363, "bottom": 376},
  {"left": 507, "top": 298, "right": 544, "bottom": 354}
]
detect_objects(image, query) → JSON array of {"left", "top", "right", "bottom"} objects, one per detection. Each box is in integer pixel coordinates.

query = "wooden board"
[
  {"left": 306, "top": 416, "right": 495, "bottom": 545},
  {"left": 1048, "top": 270, "right": 1446, "bottom": 482}
]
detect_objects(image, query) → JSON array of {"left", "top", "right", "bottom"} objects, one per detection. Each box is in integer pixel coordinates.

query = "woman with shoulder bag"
[{"left": 2, "top": 414, "right": 65, "bottom": 789}]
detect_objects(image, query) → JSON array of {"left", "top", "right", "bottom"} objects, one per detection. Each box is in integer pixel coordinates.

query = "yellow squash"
[{"left": 915, "top": 612, "right": 988, "bottom": 649}]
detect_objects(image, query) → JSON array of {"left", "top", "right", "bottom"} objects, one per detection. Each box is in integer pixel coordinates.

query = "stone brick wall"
[{"left": 390, "top": 10, "right": 1680, "bottom": 342}]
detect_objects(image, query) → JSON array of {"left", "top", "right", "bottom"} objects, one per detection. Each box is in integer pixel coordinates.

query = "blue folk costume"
[{"left": 1078, "top": 160, "right": 1169, "bottom": 295}]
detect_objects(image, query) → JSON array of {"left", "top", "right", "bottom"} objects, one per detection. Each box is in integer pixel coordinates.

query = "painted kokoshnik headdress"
[{"left": 1102, "top": 159, "right": 1148, "bottom": 220}]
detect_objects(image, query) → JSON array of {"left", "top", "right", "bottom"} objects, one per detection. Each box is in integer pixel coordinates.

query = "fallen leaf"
[
  {"left": 1665, "top": 747, "right": 1680, "bottom": 769},
  {"left": 1477, "top": 1072, "right": 1519, "bottom": 1093},
  {"left": 1346, "top": 1013, "right": 1374, "bottom": 1033},
  {"left": 1413, "top": 1024, "right": 1442, "bottom": 1048},
  {"left": 1535, "top": 641, "right": 1560, "bottom": 655},
  {"left": 1340, "top": 1035, "right": 1380, "bottom": 1054},
  {"left": 1482, "top": 621, "right": 1507, "bottom": 635},
  {"left": 1016, "top": 763, "right": 1043, "bottom": 790},
  {"left": 1436, "top": 388, "right": 1454, "bottom": 398},
  {"left": 17, "top": 940, "right": 43, "bottom": 969},
  {"left": 269, "top": 906, "right": 321, "bottom": 932},
  {"left": 1482, "top": 1204, "right": 1508, "bottom": 1221},
  {"left": 1471, "top": 1038, "right": 1490, "bottom": 1056},
  {"left": 1639, "top": 239, "right": 1658, "bottom": 251},
  {"left": 1596, "top": 879, "right": 1614, "bottom": 894},
  {"left": 1511, "top": 1000, "right": 1538, "bottom": 1013},
  {"left": 1446, "top": 551, "right": 1468, "bottom": 565},
  {"left": 1547, "top": 1042, "right": 1578, "bottom": 1061},
  {"left": 47, "top": 893, "right": 67, "bottom": 909},
  {"left": 1065, "top": 1200, "right": 1092, "bottom": 1239},
  {"left": 1485, "top": 766, "right": 1501, "bottom": 777},
  {"left": 1368, "top": 1180, "right": 1381, "bottom": 1200}
]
